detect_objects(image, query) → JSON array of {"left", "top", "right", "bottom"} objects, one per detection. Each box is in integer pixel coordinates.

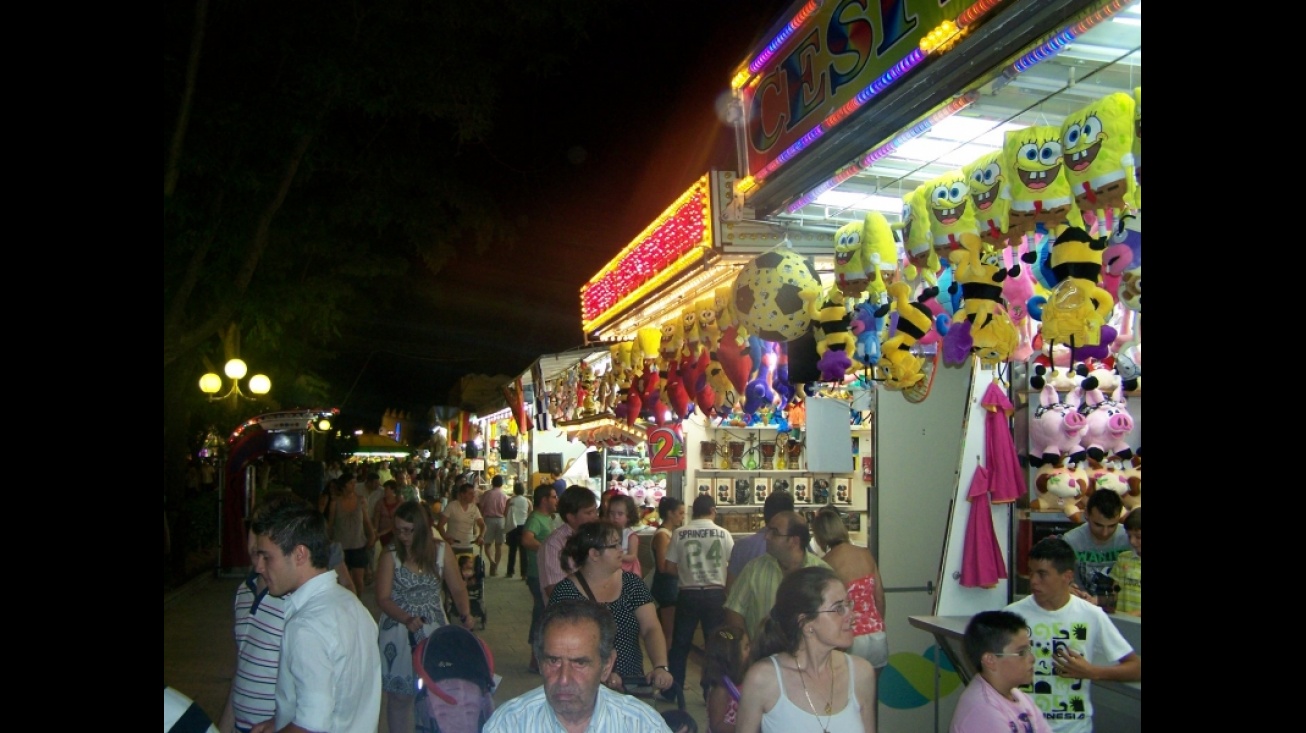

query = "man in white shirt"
[
  {"left": 665, "top": 494, "right": 733, "bottom": 698},
  {"left": 1005, "top": 537, "right": 1140, "bottom": 733},
  {"left": 484, "top": 598, "right": 669, "bottom": 733},
  {"left": 249, "top": 498, "right": 381, "bottom": 733}
]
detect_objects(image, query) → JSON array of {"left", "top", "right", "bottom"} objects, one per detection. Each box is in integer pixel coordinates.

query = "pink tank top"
[{"left": 846, "top": 575, "right": 884, "bottom": 636}]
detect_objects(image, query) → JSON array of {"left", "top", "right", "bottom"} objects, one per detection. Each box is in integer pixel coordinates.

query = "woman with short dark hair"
[{"left": 548, "top": 520, "right": 674, "bottom": 695}]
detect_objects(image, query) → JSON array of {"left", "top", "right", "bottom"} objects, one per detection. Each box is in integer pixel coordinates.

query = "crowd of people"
[{"left": 171, "top": 467, "right": 1139, "bottom": 733}]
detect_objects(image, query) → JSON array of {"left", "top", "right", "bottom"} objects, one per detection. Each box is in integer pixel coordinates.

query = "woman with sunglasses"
[
  {"left": 548, "top": 520, "right": 674, "bottom": 694},
  {"left": 734, "top": 566, "right": 875, "bottom": 733}
]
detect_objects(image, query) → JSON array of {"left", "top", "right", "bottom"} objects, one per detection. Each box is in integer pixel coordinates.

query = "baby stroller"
[
  {"left": 446, "top": 548, "right": 487, "bottom": 629},
  {"left": 413, "top": 624, "right": 498, "bottom": 733}
]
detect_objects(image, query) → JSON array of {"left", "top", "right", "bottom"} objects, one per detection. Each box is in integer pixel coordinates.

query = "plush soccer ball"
[{"left": 732, "top": 250, "right": 821, "bottom": 342}]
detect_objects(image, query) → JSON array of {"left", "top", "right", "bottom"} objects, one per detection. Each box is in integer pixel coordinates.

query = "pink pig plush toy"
[
  {"left": 1029, "top": 372, "right": 1088, "bottom": 467},
  {"left": 1077, "top": 380, "right": 1135, "bottom": 463}
]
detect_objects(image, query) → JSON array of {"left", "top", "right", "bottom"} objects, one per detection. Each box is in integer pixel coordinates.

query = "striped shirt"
[
  {"left": 231, "top": 576, "right": 286, "bottom": 731},
  {"left": 724, "top": 552, "right": 831, "bottom": 638},
  {"left": 483, "top": 683, "right": 671, "bottom": 733}
]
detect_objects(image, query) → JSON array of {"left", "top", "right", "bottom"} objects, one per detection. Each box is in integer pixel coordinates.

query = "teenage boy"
[{"left": 1005, "top": 538, "right": 1140, "bottom": 733}]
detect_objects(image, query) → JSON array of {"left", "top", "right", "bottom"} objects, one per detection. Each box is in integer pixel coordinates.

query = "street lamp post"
[{"left": 199, "top": 358, "right": 271, "bottom": 402}]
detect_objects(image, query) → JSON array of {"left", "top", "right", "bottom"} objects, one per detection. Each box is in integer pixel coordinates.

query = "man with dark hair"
[
  {"left": 1061, "top": 489, "right": 1131, "bottom": 600},
  {"left": 479, "top": 474, "right": 509, "bottom": 576},
  {"left": 484, "top": 599, "right": 669, "bottom": 733},
  {"left": 724, "top": 509, "right": 830, "bottom": 638},
  {"left": 665, "top": 493, "right": 733, "bottom": 698},
  {"left": 444, "top": 481, "right": 486, "bottom": 551},
  {"left": 1005, "top": 538, "right": 1140, "bottom": 733},
  {"left": 248, "top": 499, "right": 380, "bottom": 733},
  {"left": 523, "top": 483, "right": 563, "bottom": 675},
  {"left": 949, "top": 610, "right": 1050, "bottom": 733},
  {"left": 540, "top": 485, "right": 599, "bottom": 600},
  {"left": 504, "top": 480, "right": 532, "bottom": 579},
  {"left": 725, "top": 490, "right": 795, "bottom": 590}
]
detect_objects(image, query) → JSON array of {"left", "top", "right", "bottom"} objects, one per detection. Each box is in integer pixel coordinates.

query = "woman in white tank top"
[{"left": 734, "top": 566, "right": 877, "bottom": 733}]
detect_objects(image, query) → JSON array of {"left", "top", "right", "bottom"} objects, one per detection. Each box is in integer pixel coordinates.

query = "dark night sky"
[{"left": 329, "top": 1, "right": 794, "bottom": 427}]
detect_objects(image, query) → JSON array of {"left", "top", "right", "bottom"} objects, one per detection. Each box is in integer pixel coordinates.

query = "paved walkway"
[{"left": 164, "top": 564, "right": 707, "bottom": 732}]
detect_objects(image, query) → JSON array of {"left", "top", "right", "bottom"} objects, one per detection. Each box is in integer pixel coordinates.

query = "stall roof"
[
  {"left": 521, "top": 346, "right": 610, "bottom": 387},
  {"left": 743, "top": 0, "right": 1140, "bottom": 225},
  {"left": 346, "top": 433, "right": 413, "bottom": 456}
]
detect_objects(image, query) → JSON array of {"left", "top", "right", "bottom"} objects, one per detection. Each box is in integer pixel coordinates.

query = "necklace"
[{"left": 796, "top": 653, "right": 835, "bottom": 733}]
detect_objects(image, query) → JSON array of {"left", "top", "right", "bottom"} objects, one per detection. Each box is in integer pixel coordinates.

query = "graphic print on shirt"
[{"left": 1020, "top": 620, "right": 1088, "bottom": 724}]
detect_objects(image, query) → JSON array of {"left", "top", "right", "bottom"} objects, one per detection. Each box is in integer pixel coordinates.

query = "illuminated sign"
[
  {"left": 739, "top": 0, "right": 955, "bottom": 179},
  {"left": 581, "top": 174, "right": 713, "bottom": 332}
]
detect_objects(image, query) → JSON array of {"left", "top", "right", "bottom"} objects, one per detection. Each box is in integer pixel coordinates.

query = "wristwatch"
[{"left": 653, "top": 665, "right": 670, "bottom": 672}]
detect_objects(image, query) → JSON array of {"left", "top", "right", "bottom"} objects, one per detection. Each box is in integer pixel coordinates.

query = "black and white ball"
[{"left": 732, "top": 250, "right": 821, "bottom": 342}]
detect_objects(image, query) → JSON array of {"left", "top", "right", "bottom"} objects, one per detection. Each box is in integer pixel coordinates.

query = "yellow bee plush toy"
[
  {"left": 944, "top": 233, "right": 1019, "bottom": 367},
  {"left": 877, "top": 281, "right": 940, "bottom": 390},
  {"left": 1039, "top": 226, "right": 1116, "bottom": 349},
  {"left": 1061, "top": 91, "right": 1137, "bottom": 234}
]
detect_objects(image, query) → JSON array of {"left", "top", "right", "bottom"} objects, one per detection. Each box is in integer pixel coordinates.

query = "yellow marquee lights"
[{"left": 919, "top": 19, "right": 967, "bottom": 54}]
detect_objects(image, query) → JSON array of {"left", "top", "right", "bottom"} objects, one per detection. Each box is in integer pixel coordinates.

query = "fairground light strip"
[
  {"left": 739, "top": 0, "right": 1005, "bottom": 194},
  {"left": 1003, "top": 0, "right": 1133, "bottom": 77},
  {"left": 784, "top": 92, "right": 978, "bottom": 214}
]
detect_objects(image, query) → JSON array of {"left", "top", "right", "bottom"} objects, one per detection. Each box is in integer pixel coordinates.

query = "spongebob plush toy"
[
  {"left": 865, "top": 211, "right": 900, "bottom": 304},
  {"left": 695, "top": 294, "right": 720, "bottom": 356},
  {"left": 833, "top": 217, "right": 875, "bottom": 299},
  {"left": 926, "top": 169, "right": 981, "bottom": 255},
  {"left": 1001, "top": 125, "right": 1079, "bottom": 244},
  {"left": 963, "top": 150, "right": 1013, "bottom": 250},
  {"left": 1060, "top": 91, "right": 1137, "bottom": 234},
  {"left": 901, "top": 183, "right": 941, "bottom": 286}
]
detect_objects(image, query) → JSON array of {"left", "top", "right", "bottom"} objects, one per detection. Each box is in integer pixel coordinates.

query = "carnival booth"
[{"left": 720, "top": 0, "right": 1142, "bottom": 729}]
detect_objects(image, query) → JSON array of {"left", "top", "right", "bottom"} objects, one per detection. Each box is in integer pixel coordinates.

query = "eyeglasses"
[
  {"left": 764, "top": 527, "right": 793, "bottom": 537},
  {"left": 815, "top": 601, "right": 853, "bottom": 617},
  {"left": 598, "top": 543, "right": 622, "bottom": 551},
  {"left": 991, "top": 647, "right": 1035, "bottom": 658}
]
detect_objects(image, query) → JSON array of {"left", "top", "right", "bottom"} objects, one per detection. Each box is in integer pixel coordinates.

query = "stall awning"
[{"left": 345, "top": 433, "right": 413, "bottom": 457}]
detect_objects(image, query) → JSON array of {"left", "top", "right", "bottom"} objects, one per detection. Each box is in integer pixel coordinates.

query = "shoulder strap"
[
  {"left": 436, "top": 542, "right": 445, "bottom": 575},
  {"left": 574, "top": 572, "right": 596, "bottom": 601}
]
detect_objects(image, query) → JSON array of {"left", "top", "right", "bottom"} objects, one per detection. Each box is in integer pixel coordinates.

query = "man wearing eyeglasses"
[
  {"left": 1005, "top": 537, "right": 1140, "bottom": 733},
  {"left": 723, "top": 510, "right": 830, "bottom": 638},
  {"left": 949, "top": 610, "right": 1051, "bottom": 733}
]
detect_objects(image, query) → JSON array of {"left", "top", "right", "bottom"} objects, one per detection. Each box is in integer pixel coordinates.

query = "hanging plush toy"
[
  {"left": 660, "top": 314, "right": 684, "bottom": 365},
  {"left": 964, "top": 150, "right": 1013, "bottom": 250},
  {"left": 743, "top": 344, "right": 780, "bottom": 416},
  {"left": 1034, "top": 225, "right": 1116, "bottom": 352},
  {"left": 1060, "top": 91, "right": 1137, "bottom": 236},
  {"left": 833, "top": 216, "right": 876, "bottom": 299},
  {"left": 901, "top": 183, "right": 941, "bottom": 286},
  {"left": 1001, "top": 125, "right": 1079, "bottom": 246},
  {"left": 695, "top": 294, "right": 720, "bottom": 356},
  {"left": 731, "top": 249, "right": 823, "bottom": 343},
  {"left": 806, "top": 283, "right": 861, "bottom": 381},
  {"left": 1001, "top": 242, "right": 1039, "bottom": 362},
  {"left": 942, "top": 233, "right": 1020, "bottom": 367},
  {"left": 850, "top": 299, "right": 885, "bottom": 368},
  {"left": 714, "top": 284, "right": 744, "bottom": 346},
  {"left": 876, "top": 281, "right": 940, "bottom": 390},
  {"left": 635, "top": 325, "right": 665, "bottom": 425},
  {"left": 865, "top": 211, "right": 900, "bottom": 304},
  {"left": 926, "top": 169, "right": 981, "bottom": 255}
]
